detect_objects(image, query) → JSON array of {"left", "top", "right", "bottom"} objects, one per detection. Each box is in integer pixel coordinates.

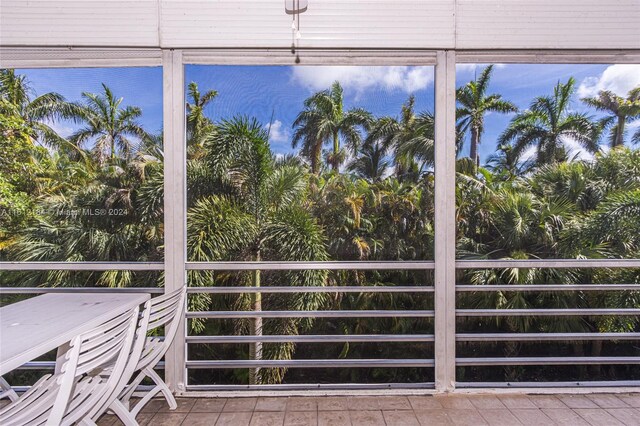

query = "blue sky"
[{"left": 16, "top": 63, "right": 640, "bottom": 163}]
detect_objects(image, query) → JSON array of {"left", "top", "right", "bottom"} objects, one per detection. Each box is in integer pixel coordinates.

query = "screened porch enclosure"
[{"left": 1, "top": 0, "right": 640, "bottom": 396}]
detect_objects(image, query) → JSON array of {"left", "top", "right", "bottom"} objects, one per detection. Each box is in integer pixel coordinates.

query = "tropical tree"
[
  {"left": 0, "top": 69, "right": 78, "bottom": 149},
  {"left": 292, "top": 81, "right": 372, "bottom": 172},
  {"left": 186, "top": 81, "right": 218, "bottom": 157},
  {"left": 348, "top": 142, "right": 389, "bottom": 182},
  {"left": 366, "top": 96, "right": 435, "bottom": 181},
  {"left": 70, "top": 84, "right": 150, "bottom": 165},
  {"left": 582, "top": 86, "right": 640, "bottom": 148},
  {"left": 457, "top": 65, "right": 518, "bottom": 168},
  {"left": 189, "top": 116, "right": 328, "bottom": 384},
  {"left": 499, "top": 78, "right": 599, "bottom": 166}
]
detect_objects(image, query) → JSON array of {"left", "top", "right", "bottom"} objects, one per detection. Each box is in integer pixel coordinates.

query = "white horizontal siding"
[
  {"left": 0, "top": 0, "right": 638, "bottom": 50},
  {"left": 456, "top": 0, "right": 640, "bottom": 49},
  {"left": 159, "top": 0, "right": 454, "bottom": 49},
  {"left": 0, "top": 0, "right": 159, "bottom": 47}
]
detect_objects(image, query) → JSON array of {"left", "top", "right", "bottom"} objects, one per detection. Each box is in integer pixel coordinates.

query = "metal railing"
[
  {"left": 454, "top": 259, "right": 640, "bottom": 388},
  {"left": 2, "top": 258, "right": 639, "bottom": 391}
]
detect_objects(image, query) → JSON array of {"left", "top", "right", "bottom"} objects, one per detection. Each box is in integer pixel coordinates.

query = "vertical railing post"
[
  {"left": 434, "top": 50, "right": 457, "bottom": 392},
  {"left": 163, "top": 49, "right": 187, "bottom": 393}
]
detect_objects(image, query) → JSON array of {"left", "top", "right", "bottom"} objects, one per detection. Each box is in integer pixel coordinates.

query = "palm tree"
[
  {"left": 499, "top": 78, "right": 599, "bottom": 166},
  {"left": 582, "top": 86, "right": 640, "bottom": 148},
  {"left": 366, "top": 96, "right": 435, "bottom": 181},
  {"left": 457, "top": 65, "right": 518, "bottom": 168},
  {"left": 348, "top": 142, "right": 390, "bottom": 182},
  {"left": 190, "top": 116, "right": 328, "bottom": 384},
  {"left": 0, "top": 69, "right": 78, "bottom": 149},
  {"left": 292, "top": 81, "right": 372, "bottom": 172},
  {"left": 70, "top": 84, "right": 149, "bottom": 165},
  {"left": 186, "top": 81, "right": 218, "bottom": 157}
]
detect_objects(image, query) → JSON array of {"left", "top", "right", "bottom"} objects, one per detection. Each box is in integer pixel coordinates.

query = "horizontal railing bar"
[
  {"left": 457, "top": 357, "right": 640, "bottom": 366},
  {"left": 11, "top": 361, "right": 166, "bottom": 370},
  {"left": 456, "top": 309, "right": 640, "bottom": 316},
  {"left": 0, "top": 287, "right": 164, "bottom": 294},
  {"left": 456, "top": 381, "right": 640, "bottom": 388},
  {"left": 185, "top": 382, "right": 436, "bottom": 391},
  {"left": 456, "top": 284, "right": 640, "bottom": 292},
  {"left": 187, "top": 310, "right": 435, "bottom": 319},
  {"left": 0, "top": 261, "right": 164, "bottom": 271},
  {"left": 187, "top": 286, "right": 434, "bottom": 294},
  {"left": 456, "top": 332, "right": 640, "bottom": 341},
  {"left": 186, "top": 359, "right": 435, "bottom": 368},
  {"left": 456, "top": 259, "right": 640, "bottom": 269},
  {"left": 187, "top": 334, "right": 435, "bottom": 343},
  {"left": 186, "top": 261, "right": 435, "bottom": 270}
]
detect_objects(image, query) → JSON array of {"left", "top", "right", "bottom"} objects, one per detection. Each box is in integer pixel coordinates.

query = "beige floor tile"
[
  {"left": 408, "top": 396, "right": 443, "bottom": 410},
  {"left": 349, "top": 410, "right": 385, "bottom": 426},
  {"left": 383, "top": 409, "right": 420, "bottom": 426},
  {"left": 97, "top": 414, "right": 118, "bottom": 425},
  {"left": 468, "top": 395, "right": 507, "bottom": 409},
  {"left": 510, "top": 409, "right": 555, "bottom": 426},
  {"left": 607, "top": 408, "right": 640, "bottom": 426},
  {"left": 158, "top": 397, "right": 197, "bottom": 412},
  {"left": 318, "top": 410, "right": 351, "bottom": 426},
  {"left": 498, "top": 395, "right": 537, "bottom": 409},
  {"left": 377, "top": 396, "right": 411, "bottom": 410},
  {"left": 284, "top": 411, "right": 318, "bottom": 426},
  {"left": 413, "top": 409, "right": 454, "bottom": 426},
  {"left": 216, "top": 412, "right": 253, "bottom": 426},
  {"left": 136, "top": 413, "right": 156, "bottom": 426},
  {"left": 250, "top": 411, "right": 286, "bottom": 426},
  {"left": 223, "top": 398, "right": 258, "bottom": 412},
  {"left": 558, "top": 395, "right": 599, "bottom": 409},
  {"left": 541, "top": 408, "right": 590, "bottom": 426},
  {"left": 347, "top": 397, "right": 380, "bottom": 410},
  {"left": 528, "top": 395, "right": 567, "bottom": 409},
  {"left": 148, "top": 412, "right": 188, "bottom": 426},
  {"left": 256, "top": 397, "right": 289, "bottom": 411},
  {"left": 141, "top": 398, "right": 171, "bottom": 413},
  {"left": 318, "top": 397, "right": 349, "bottom": 411},
  {"left": 444, "top": 409, "right": 488, "bottom": 426},
  {"left": 435, "top": 396, "right": 475, "bottom": 409},
  {"left": 183, "top": 412, "right": 221, "bottom": 426},
  {"left": 586, "top": 394, "right": 630, "bottom": 408},
  {"left": 192, "top": 398, "right": 228, "bottom": 413},
  {"left": 287, "top": 397, "right": 319, "bottom": 411},
  {"left": 574, "top": 408, "right": 625, "bottom": 426},
  {"left": 618, "top": 394, "right": 640, "bottom": 408},
  {"left": 478, "top": 409, "right": 522, "bottom": 426}
]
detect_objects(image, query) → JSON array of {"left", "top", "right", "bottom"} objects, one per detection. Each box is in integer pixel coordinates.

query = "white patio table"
[{"left": 0, "top": 292, "right": 150, "bottom": 376}]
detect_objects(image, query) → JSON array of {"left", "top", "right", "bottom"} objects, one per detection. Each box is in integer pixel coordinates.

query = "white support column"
[
  {"left": 163, "top": 49, "right": 187, "bottom": 393},
  {"left": 434, "top": 50, "right": 457, "bottom": 392}
]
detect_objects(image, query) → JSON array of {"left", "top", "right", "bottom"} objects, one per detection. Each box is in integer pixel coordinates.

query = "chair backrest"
[
  {"left": 45, "top": 307, "right": 139, "bottom": 426},
  {"left": 86, "top": 298, "right": 152, "bottom": 421},
  {"left": 137, "top": 286, "right": 186, "bottom": 369}
]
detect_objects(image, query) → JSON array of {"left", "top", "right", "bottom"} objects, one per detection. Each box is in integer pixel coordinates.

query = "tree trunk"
[
  {"left": 332, "top": 131, "right": 340, "bottom": 171},
  {"left": 615, "top": 117, "right": 625, "bottom": 147},
  {"left": 470, "top": 127, "right": 479, "bottom": 169},
  {"left": 311, "top": 139, "right": 322, "bottom": 174},
  {"left": 248, "top": 252, "right": 262, "bottom": 385}
]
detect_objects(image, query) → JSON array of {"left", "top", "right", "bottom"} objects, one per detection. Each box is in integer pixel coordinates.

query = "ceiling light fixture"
[{"left": 285, "top": 0, "right": 308, "bottom": 63}]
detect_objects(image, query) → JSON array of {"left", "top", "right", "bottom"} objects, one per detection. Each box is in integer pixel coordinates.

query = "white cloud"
[
  {"left": 519, "top": 137, "right": 607, "bottom": 163},
  {"left": 291, "top": 66, "right": 433, "bottom": 95},
  {"left": 456, "top": 63, "right": 506, "bottom": 73},
  {"left": 264, "top": 120, "right": 290, "bottom": 144},
  {"left": 577, "top": 64, "right": 640, "bottom": 99}
]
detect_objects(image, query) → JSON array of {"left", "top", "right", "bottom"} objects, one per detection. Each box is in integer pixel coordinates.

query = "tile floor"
[{"left": 95, "top": 392, "right": 640, "bottom": 426}]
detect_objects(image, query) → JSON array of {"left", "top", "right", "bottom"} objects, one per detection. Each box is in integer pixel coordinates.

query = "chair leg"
[
  {"left": 144, "top": 367, "right": 177, "bottom": 410},
  {"left": 109, "top": 399, "right": 139, "bottom": 426},
  {"left": 0, "top": 377, "right": 18, "bottom": 402}
]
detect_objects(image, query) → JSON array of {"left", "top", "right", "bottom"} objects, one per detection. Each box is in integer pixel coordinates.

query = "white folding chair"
[
  {"left": 0, "top": 306, "right": 140, "bottom": 426},
  {"left": 0, "top": 376, "right": 19, "bottom": 402},
  {"left": 111, "top": 286, "right": 186, "bottom": 423}
]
